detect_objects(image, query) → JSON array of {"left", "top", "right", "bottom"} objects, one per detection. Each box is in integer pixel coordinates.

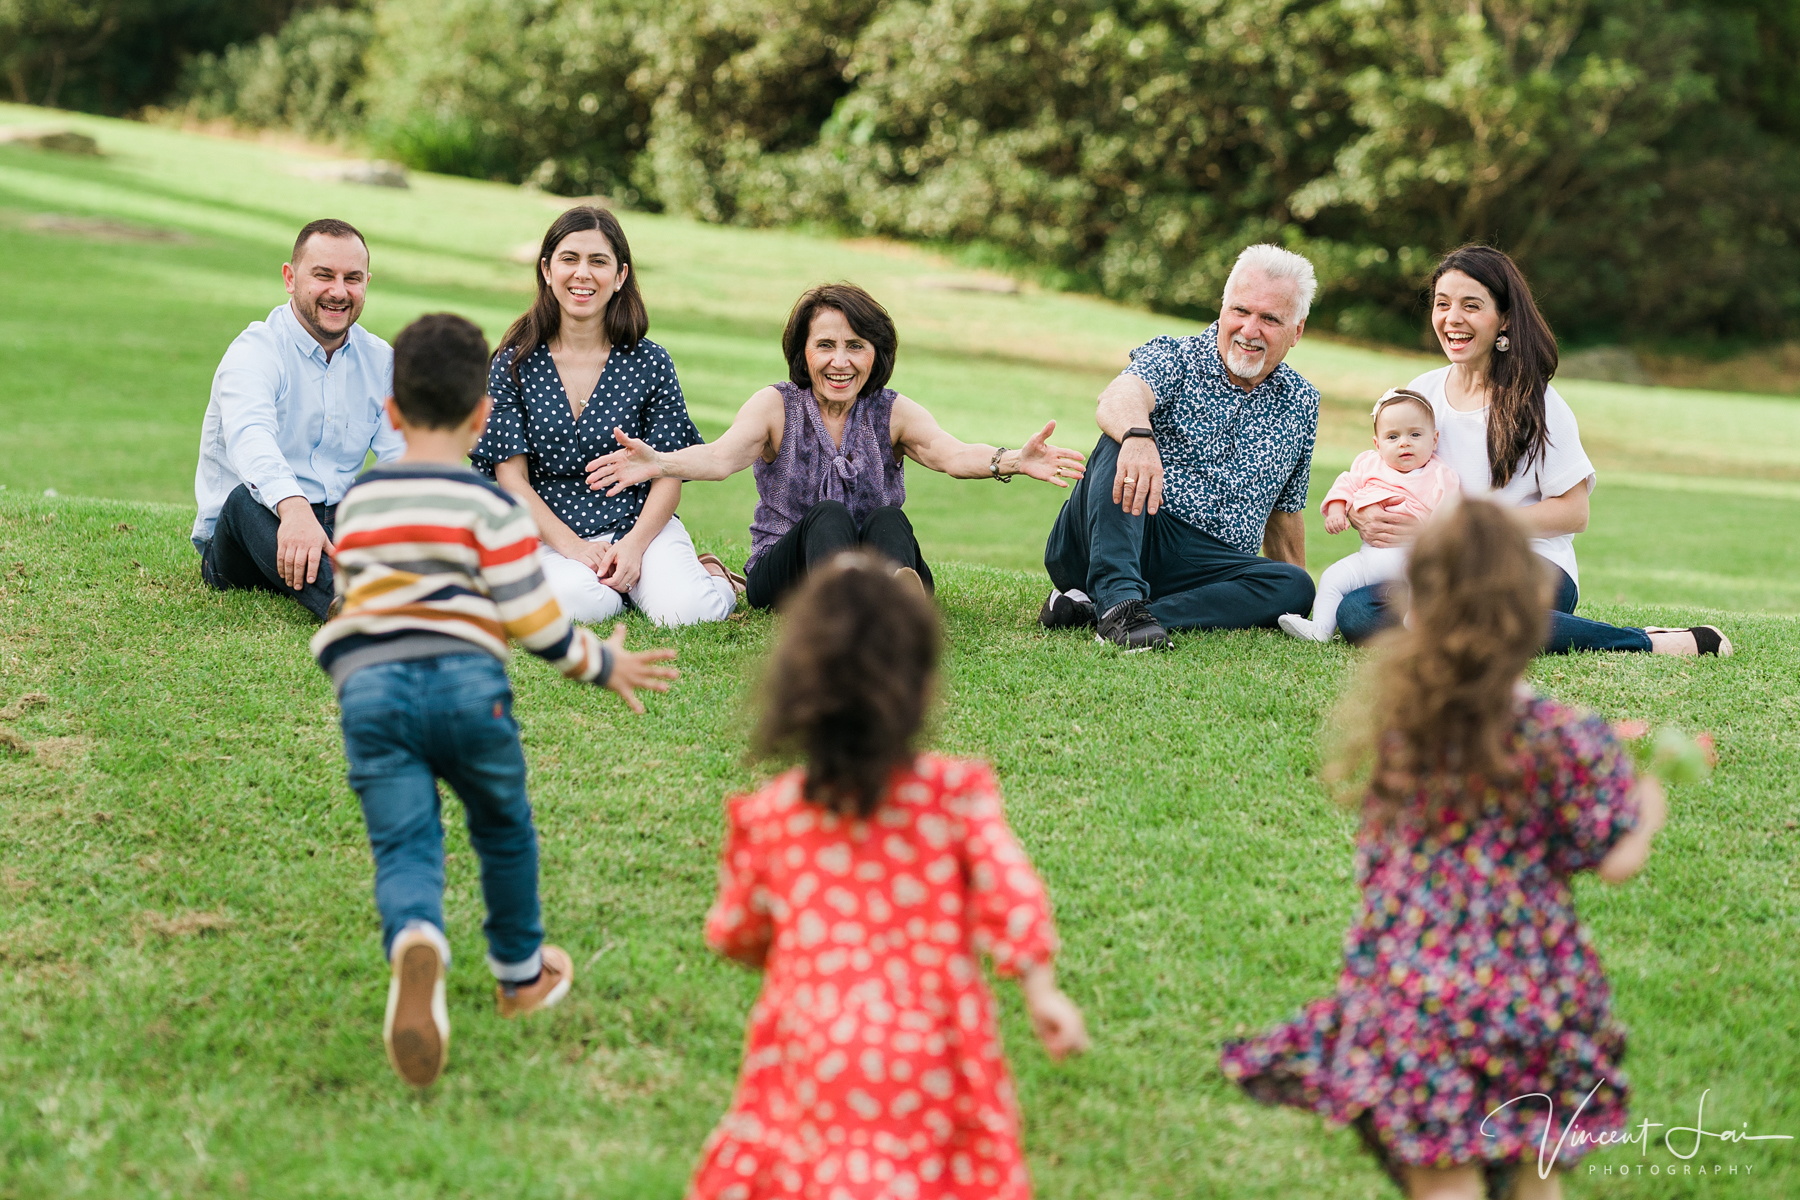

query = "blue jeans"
[
  {"left": 339, "top": 653, "right": 544, "bottom": 978},
  {"left": 1044, "top": 435, "right": 1315, "bottom": 630},
  {"left": 1335, "top": 559, "right": 1653, "bottom": 654}
]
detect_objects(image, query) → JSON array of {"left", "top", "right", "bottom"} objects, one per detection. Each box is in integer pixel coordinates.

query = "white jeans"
[
  {"left": 1312, "top": 544, "right": 1409, "bottom": 638},
  {"left": 538, "top": 515, "right": 735, "bottom": 627}
]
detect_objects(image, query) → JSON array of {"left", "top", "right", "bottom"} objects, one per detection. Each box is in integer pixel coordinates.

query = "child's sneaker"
[
  {"left": 496, "top": 944, "right": 574, "bottom": 1017},
  {"left": 384, "top": 926, "right": 450, "bottom": 1087},
  {"left": 1278, "top": 613, "right": 1329, "bottom": 642}
]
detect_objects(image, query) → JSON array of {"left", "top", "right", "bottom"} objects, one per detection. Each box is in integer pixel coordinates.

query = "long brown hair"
[
  {"left": 782, "top": 283, "right": 899, "bottom": 398},
  {"left": 496, "top": 206, "right": 649, "bottom": 386},
  {"left": 1328, "top": 499, "right": 1551, "bottom": 831},
  {"left": 1429, "top": 246, "right": 1558, "bottom": 489},
  {"left": 754, "top": 554, "right": 940, "bottom": 818}
]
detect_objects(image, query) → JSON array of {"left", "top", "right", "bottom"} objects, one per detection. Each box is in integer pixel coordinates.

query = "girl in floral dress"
[
  {"left": 1222, "top": 500, "right": 1667, "bottom": 1200},
  {"left": 690, "top": 555, "right": 1089, "bottom": 1200}
]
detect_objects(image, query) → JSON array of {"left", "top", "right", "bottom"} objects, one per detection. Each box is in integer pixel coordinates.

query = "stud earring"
[{"left": 1495, "top": 334, "right": 1511, "bottom": 352}]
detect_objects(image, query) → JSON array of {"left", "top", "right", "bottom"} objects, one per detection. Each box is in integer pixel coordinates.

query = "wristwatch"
[{"left": 1121, "top": 427, "right": 1155, "bottom": 442}]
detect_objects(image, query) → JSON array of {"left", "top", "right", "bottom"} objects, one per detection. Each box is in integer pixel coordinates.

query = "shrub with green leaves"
[
  {"left": 158, "top": 0, "right": 1800, "bottom": 344},
  {"left": 179, "top": 7, "right": 376, "bottom": 139},
  {"left": 359, "top": 0, "right": 655, "bottom": 200}
]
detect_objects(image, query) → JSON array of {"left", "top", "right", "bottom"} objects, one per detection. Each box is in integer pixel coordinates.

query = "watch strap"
[{"left": 1121, "top": 426, "right": 1155, "bottom": 442}]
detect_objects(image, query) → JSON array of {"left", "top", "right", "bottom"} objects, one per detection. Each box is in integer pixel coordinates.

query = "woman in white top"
[{"left": 1335, "top": 245, "right": 1730, "bottom": 656}]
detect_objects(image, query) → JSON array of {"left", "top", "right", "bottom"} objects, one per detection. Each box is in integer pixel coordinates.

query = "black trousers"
[
  {"left": 745, "top": 501, "right": 933, "bottom": 609},
  {"left": 198, "top": 484, "right": 337, "bottom": 620},
  {"left": 1043, "top": 435, "right": 1314, "bottom": 630}
]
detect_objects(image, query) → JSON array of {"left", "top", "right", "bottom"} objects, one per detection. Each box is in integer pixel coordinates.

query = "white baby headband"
[{"left": 1370, "top": 387, "right": 1433, "bottom": 426}]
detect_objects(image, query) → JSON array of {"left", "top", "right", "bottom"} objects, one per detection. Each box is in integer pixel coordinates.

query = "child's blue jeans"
[{"left": 339, "top": 652, "right": 544, "bottom": 981}]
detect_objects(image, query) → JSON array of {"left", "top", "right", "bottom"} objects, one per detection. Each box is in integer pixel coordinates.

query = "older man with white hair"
[{"left": 1042, "top": 244, "right": 1320, "bottom": 650}]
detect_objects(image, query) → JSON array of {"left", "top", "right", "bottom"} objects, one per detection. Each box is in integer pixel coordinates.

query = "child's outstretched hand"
[
  {"left": 602, "top": 623, "right": 680, "bottom": 714},
  {"left": 1021, "top": 964, "right": 1090, "bottom": 1061},
  {"left": 1323, "top": 500, "right": 1350, "bottom": 535}
]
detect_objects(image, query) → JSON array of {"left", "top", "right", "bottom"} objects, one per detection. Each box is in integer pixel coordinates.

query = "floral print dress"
[
  {"left": 1221, "top": 696, "right": 1640, "bottom": 1187},
  {"left": 691, "top": 755, "right": 1059, "bottom": 1200}
]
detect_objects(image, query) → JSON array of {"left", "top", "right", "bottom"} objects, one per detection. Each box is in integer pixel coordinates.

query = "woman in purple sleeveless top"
[{"left": 584, "top": 284, "right": 1088, "bottom": 607}]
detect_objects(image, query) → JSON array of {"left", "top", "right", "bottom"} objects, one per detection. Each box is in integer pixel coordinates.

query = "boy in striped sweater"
[{"left": 312, "top": 313, "right": 679, "bottom": 1088}]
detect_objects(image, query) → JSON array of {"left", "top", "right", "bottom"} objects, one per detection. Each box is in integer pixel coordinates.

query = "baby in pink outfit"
[{"left": 1279, "top": 389, "right": 1460, "bottom": 642}]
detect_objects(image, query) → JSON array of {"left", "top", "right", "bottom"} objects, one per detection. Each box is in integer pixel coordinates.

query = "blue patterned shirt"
[
  {"left": 1122, "top": 324, "right": 1319, "bottom": 555},
  {"left": 471, "top": 338, "right": 702, "bottom": 539}
]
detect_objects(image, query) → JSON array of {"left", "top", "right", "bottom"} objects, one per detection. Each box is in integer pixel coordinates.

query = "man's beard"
[
  {"left": 1224, "top": 342, "right": 1267, "bottom": 380},
  {"left": 297, "top": 295, "right": 359, "bottom": 341}
]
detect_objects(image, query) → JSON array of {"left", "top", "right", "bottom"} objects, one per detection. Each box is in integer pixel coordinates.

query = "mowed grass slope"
[{"left": 1, "top": 108, "right": 1798, "bottom": 1199}]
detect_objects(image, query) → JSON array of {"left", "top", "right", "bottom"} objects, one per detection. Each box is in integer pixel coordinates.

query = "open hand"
[
  {"left": 1014, "top": 420, "right": 1087, "bottom": 488},
  {"left": 1347, "top": 498, "right": 1421, "bottom": 548},
  {"left": 586, "top": 427, "right": 663, "bottom": 496},
  {"left": 602, "top": 623, "right": 680, "bottom": 714},
  {"left": 275, "top": 496, "right": 332, "bottom": 590}
]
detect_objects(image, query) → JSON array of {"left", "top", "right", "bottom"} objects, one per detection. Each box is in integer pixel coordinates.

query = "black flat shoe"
[{"left": 1039, "top": 589, "right": 1097, "bottom": 629}]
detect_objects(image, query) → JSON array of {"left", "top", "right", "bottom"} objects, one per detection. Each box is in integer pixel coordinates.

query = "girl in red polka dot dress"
[{"left": 690, "top": 555, "right": 1089, "bottom": 1200}]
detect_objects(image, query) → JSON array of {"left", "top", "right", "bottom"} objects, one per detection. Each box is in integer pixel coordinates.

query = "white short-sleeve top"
[{"left": 1408, "top": 365, "right": 1596, "bottom": 586}]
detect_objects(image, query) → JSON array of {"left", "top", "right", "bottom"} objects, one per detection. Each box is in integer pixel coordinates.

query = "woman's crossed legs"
[{"left": 539, "top": 515, "right": 736, "bottom": 627}]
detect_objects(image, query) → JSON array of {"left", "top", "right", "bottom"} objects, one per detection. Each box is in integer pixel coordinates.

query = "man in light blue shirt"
[{"left": 193, "top": 218, "right": 404, "bottom": 619}]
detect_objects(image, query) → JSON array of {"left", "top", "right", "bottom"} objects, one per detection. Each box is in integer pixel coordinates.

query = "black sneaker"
[
  {"left": 1095, "top": 599, "right": 1171, "bottom": 652},
  {"left": 1038, "top": 589, "right": 1097, "bottom": 629}
]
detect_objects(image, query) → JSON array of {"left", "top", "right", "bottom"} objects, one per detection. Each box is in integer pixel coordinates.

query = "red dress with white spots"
[{"left": 689, "top": 755, "right": 1059, "bottom": 1200}]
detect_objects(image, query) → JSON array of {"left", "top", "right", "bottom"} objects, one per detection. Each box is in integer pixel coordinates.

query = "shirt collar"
[{"left": 275, "top": 300, "right": 357, "bottom": 363}]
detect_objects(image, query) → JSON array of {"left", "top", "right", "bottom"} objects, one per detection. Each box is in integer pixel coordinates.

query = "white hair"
[{"left": 1224, "top": 244, "right": 1318, "bottom": 324}]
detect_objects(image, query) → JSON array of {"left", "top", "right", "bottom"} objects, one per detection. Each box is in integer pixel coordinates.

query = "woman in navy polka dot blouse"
[{"left": 471, "top": 207, "right": 739, "bottom": 626}]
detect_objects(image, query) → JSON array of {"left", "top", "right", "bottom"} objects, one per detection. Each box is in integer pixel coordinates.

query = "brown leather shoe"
[
  {"left": 697, "top": 553, "right": 747, "bottom": 598},
  {"left": 384, "top": 927, "right": 449, "bottom": 1087},
  {"left": 495, "top": 944, "right": 574, "bottom": 1018}
]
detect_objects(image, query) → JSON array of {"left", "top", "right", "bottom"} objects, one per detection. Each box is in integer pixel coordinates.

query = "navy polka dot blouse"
[{"left": 471, "top": 338, "right": 703, "bottom": 540}]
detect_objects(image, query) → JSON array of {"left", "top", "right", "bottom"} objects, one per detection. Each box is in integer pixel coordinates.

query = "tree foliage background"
[{"left": 13, "top": 0, "right": 1799, "bottom": 343}]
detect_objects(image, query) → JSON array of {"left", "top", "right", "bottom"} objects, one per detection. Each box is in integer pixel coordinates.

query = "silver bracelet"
[{"left": 989, "top": 446, "right": 1012, "bottom": 483}]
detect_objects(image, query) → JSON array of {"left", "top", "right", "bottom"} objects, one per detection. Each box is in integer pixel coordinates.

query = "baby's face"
[{"left": 1373, "top": 403, "right": 1437, "bottom": 473}]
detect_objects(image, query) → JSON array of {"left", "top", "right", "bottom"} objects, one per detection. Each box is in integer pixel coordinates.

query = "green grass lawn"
[{"left": 2, "top": 107, "right": 1798, "bottom": 1199}]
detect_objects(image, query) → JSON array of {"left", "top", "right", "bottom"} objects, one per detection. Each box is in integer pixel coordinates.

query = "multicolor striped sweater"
[{"left": 310, "top": 463, "right": 612, "bottom": 689}]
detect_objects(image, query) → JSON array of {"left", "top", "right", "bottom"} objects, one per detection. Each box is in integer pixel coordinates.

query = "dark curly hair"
[
  {"left": 781, "top": 283, "right": 898, "bottom": 399},
  {"left": 754, "top": 554, "right": 940, "bottom": 818}
]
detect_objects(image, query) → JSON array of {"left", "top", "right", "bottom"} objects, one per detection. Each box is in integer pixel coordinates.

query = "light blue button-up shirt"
[{"left": 192, "top": 302, "right": 404, "bottom": 543}]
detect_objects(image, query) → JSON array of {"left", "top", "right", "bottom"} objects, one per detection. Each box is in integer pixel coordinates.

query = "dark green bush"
[
  {"left": 359, "top": 0, "right": 655, "bottom": 200},
  {"left": 179, "top": 7, "right": 375, "bottom": 138},
  {"left": 63, "top": 0, "right": 1800, "bottom": 342},
  {"left": 2, "top": 0, "right": 314, "bottom": 114}
]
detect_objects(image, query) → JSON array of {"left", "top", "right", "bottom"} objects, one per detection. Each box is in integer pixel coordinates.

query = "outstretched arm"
[
  {"left": 889, "top": 395, "right": 1086, "bottom": 485},
  {"left": 586, "top": 386, "right": 782, "bottom": 494},
  {"left": 1597, "top": 776, "right": 1666, "bottom": 884}
]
